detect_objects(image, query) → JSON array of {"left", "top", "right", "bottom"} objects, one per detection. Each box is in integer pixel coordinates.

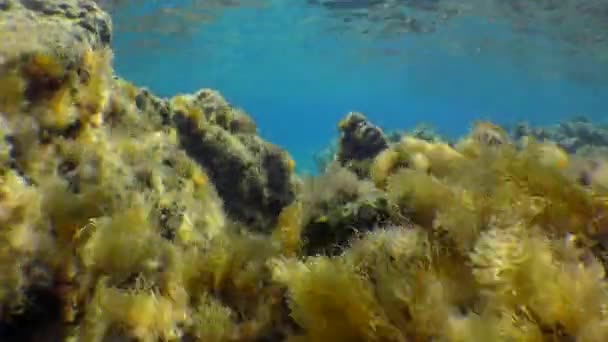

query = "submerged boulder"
[
  {"left": 0, "top": 0, "right": 114, "bottom": 138},
  {"left": 0, "top": 1, "right": 297, "bottom": 339},
  {"left": 108, "top": 79, "right": 299, "bottom": 234},
  {"left": 336, "top": 112, "right": 389, "bottom": 177},
  {"left": 171, "top": 90, "right": 297, "bottom": 232}
]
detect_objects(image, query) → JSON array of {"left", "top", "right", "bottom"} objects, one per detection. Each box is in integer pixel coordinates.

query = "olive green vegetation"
[{"left": 3, "top": 0, "right": 608, "bottom": 341}]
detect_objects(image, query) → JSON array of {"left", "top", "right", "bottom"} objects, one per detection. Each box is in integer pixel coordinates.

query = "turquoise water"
[{"left": 108, "top": 1, "right": 608, "bottom": 173}]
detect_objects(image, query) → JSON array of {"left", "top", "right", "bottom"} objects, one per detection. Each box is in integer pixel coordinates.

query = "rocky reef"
[
  {"left": 2, "top": 0, "right": 608, "bottom": 341},
  {"left": 514, "top": 117, "right": 608, "bottom": 157}
]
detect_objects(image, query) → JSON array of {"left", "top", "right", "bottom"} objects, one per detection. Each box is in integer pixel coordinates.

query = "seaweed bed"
[{"left": 2, "top": 1, "right": 608, "bottom": 341}]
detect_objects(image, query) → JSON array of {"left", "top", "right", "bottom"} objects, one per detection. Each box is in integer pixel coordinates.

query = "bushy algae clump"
[
  {"left": 3, "top": 0, "right": 608, "bottom": 341},
  {"left": 269, "top": 119, "right": 608, "bottom": 342}
]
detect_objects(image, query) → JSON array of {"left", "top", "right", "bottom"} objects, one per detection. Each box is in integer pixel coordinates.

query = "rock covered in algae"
[
  {"left": 513, "top": 117, "right": 608, "bottom": 155},
  {"left": 169, "top": 89, "right": 297, "bottom": 232},
  {"left": 296, "top": 163, "right": 398, "bottom": 256},
  {"left": 116, "top": 84, "right": 298, "bottom": 232},
  {"left": 0, "top": 0, "right": 114, "bottom": 150},
  {"left": 314, "top": 118, "right": 444, "bottom": 174},
  {"left": 0, "top": 0, "right": 111, "bottom": 50},
  {"left": 0, "top": 0, "right": 295, "bottom": 340},
  {"left": 336, "top": 112, "right": 389, "bottom": 177}
]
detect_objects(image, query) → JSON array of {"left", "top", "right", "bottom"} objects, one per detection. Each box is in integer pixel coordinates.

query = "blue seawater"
[{"left": 107, "top": 1, "right": 608, "bottom": 174}]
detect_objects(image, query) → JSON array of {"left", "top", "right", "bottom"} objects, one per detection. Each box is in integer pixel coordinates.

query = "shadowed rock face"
[
  {"left": 337, "top": 112, "right": 388, "bottom": 163},
  {"left": 124, "top": 85, "right": 298, "bottom": 233},
  {"left": 173, "top": 111, "right": 297, "bottom": 232}
]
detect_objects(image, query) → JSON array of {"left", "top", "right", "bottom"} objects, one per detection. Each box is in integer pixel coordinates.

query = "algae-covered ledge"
[{"left": 2, "top": 0, "right": 608, "bottom": 341}]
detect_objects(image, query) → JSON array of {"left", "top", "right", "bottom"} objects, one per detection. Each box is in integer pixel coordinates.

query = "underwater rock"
[
  {"left": 108, "top": 83, "right": 297, "bottom": 233},
  {"left": 170, "top": 88, "right": 257, "bottom": 135},
  {"left": 298, "top": 164, "right": 396, "bottom": 256},
  {"left": 314, "top": 121, "right": 445, "bottom": 174},
  {"left": 513, "top": 117, "right": 608, "bottom": 155},
  {"left": 0, "top": 0, "right": 114, "bottom": 140},
  {"left": 0, "top": 1, "right": 296, "bottom": 338},
  {"left": 170, "top": 91, "right": 296, "bottom": 232},
  {"left": 336, "top": 112, "right": 389, "bottom": 177},
  {"left": 337, "top": 112, "right": 388, "bottom": 161},
  {"left": 133, "top": 87, "right": 172, "bottom": 126},
  {"left": 173, "top": 112, "right": 296, "bottom": 232},
  {"left": 0, "top": 0, "right": 111, "bottom": 65}
]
